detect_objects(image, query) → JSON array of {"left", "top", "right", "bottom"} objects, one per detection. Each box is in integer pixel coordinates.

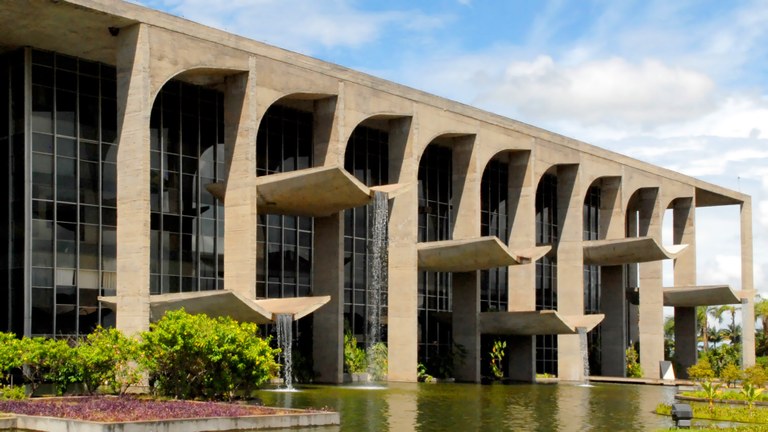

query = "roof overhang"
[
  {"left": 416, "top": 237, "right": 551, "bottom": 272},
  {"left": 99, "top": 291, "right": 330, "bottom": 324},
  {"left": 205, "top": 166, "right": 411, "bottom": 217},
  {"left": 479, "top": 310, "right": 604, "bottom": 335},
  {"left": 583, "top": 237, "right": 688, "bottom": 266},
  {"left": 663, "top": 285, "right": 742, "bottom": 307}
]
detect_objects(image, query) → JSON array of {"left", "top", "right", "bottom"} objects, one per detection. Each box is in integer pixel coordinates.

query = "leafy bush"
[
  {"left": 490, "top": 340, "right": 506, "bottom": 380},
  {"left": 18, "top": 337, "right": 78, "bottom": 395},
  {"left": 343, "top": 331, "right": 367, "bottom": 374},
  {"left": 702, "top": 344, "right": 741, "bottom": 376},
  {"left": 367, "top": 342, "right": 388, "bottom": 381},
  {"left": 720, "top": 363, "right": 744, "bottom": 387},
  {"left": 0, "top": 333, "right": 21, "bottom": 384},
  {"left": 0, "top": 385, "right": 26, "bottom": 400},
  {"left": 73, "top": 327, "right": 141, "bottom": 395},
  {"left": 688, "top": 359, "right": 716, "bottom": 382},
  {"left": 626, "top": 346, "right": 643, "bottom": 378},
  {"left": 140, "top": 309, "right": 278, "bottom": 400},
  {"left": 744, "top": 364, "right": 768, "bottom": 388}
]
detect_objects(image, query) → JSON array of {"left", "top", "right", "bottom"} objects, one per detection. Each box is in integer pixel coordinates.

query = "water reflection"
[{"left": 253, "top": 382, "right": 677, "bottom": 432}]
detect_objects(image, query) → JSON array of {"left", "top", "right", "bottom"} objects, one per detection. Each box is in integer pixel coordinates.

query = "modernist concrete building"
[{"left": 0, "top": 0, "right": 756, "bottom": 383}]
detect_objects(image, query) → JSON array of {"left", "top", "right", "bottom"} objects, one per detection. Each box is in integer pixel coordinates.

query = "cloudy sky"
[{"left": 135, "top": 0, "right": 768, "bottom": 304}]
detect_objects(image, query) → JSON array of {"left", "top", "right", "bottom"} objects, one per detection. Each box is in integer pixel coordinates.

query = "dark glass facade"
[
  {"left": 535, "top": 173, "right": 558, "bottom": 375},
  {"left": 583, "top": 185, "right": 602, "bottom": 374},
  {"left": 480, "top": 159, "right": 509, "bottom": 312},
  {"left": 255, "top": 105, "right": 313, "bottom": 299},
  {"left": 417, "top": 144, "right": 453, "bottom": 368},
  {"left": 149, "top": 81, "right": 225, "bottom": 295},
  {"left": 343, "top": 126, "right": 389, "bottom": 341},
  {"left": 0, "top": 49, "right": 119, "bottom": 336}
]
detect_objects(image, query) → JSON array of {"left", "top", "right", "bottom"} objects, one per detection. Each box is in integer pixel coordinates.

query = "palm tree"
[{"left": 755, "top": 297, "right": 768, "bottom": 338}]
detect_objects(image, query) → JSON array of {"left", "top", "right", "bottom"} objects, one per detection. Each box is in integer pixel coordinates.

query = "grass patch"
[{"left": 657, "top": 402, "right": 768, "bottom": 425}]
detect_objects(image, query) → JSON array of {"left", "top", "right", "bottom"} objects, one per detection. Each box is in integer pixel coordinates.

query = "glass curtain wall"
[
  {"left": 17, "top": 49, "right": 118, "bottom": 337},
  {"left": 149, "top": 81, "right": 225, "bottom": 295},
  {"left": 480, "top": 159, "right": 509, "bottom": 312},
  {"left": 343, "top": 125, "right": 388, "bottom": 341},
  {"left": 583, "top": 185, "right": 602, "bottom": 374},
  {"left": 255, "top": 105, "right": 313, "bottom": 299},
  {"left": 417, "top": 144, "right": 453, "bottom": 370},
  {"left": 535, "top": 173, "right": 558, "bottom": 375}
]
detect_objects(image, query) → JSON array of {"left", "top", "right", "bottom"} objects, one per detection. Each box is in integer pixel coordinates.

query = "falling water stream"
[
  {"left": 366, "top": 191, "right": 388, "bottom": 379},
  {"left": 577, "top": 327, "right": 591, "bottom": 386},
  {"left": 276, "top": 313, "right": 294, "bottom": 390}
]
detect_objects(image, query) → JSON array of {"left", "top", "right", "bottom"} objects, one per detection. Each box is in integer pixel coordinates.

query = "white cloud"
[{"left": 136, "top": 0, "right": 448, "bottom": 54}]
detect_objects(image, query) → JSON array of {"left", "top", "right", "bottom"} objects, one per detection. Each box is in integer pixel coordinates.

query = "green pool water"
[{"left": 254, "top": 381, "right": 678, "bottom": 431}]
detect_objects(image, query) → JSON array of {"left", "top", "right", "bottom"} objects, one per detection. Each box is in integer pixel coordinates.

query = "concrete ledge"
[
  {"left": 663, "top": 285, "right": 741, "bottom": 307},
  {"left": 0, "top": 416, "right": 16, "bottom": 430},
  {"left": 9, "top": 409, "right": 339, "bottom": 432}
]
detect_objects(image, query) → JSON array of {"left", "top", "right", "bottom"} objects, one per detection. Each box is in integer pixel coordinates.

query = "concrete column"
[
  {"left": 453, "top": 272, "right": 480, "bottom": 382},
  {"left": 115, "top": 24, "right": 152, "bottom": 335},
  {"left": 223, "top": 61, "right": 258, "bottom": 299},
  {"left": 637, "top": 189, "right": 664, "bottom": 378},
  {"left": 508, "top": 335, "right": 535, "bottom": 381},
  {"left": 673, "top": 197, "right": 697, "bottom": 375},
  {"left": 506, "top": 152, "right": 535, "bottom": 382},
  {"left": 312, "top": 214, "right": 345, "bottom": 383},
  {"left": 675, "top": 307, "right": 696, "bottom": 377},
  {"left": 387, "top": 117, "right": 418, "bottom": 382},
  {"left": 741, "top": 199, "right": 756, "bottom": 367},
  {"left": 601, "top": 266, "right": 626, "bottom": 376},
  {"left": 556, "top": 165, "right": 584, "bottom": 381},
  {"left": 598, "top": 178, "right": 626, "bottom": 376},
  {"left": 451, "top": 136, "right": 480, "bottom": 382}
]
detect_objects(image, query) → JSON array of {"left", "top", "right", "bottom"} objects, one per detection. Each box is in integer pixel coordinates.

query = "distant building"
[{"left": 0, "top": 0, "right": 755, "bottom": 382}]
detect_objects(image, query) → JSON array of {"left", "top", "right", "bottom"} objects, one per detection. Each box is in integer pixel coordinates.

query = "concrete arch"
[
  {"left": 415, "top": 131, "right": 477, "bottom": 168},
  {"left": 150, "top": 66, "right": 249, "bottom": 108},
  {"left": 342, "top": 112, "right": 413, "bottom": 147}
]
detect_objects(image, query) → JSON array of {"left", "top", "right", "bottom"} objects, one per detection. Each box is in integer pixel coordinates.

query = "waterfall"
[
  {"left": 276, "top": 313, "right": 294, "bottom": 389},
  {"left": 366, "top": 191, "right": 388, "bottom": 379},
  {"left": 577, "top": 327, "right": 591, "bottom": 385}
]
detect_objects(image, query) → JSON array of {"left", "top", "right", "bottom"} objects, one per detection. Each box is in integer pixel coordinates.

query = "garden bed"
[{"left": 0, "top": 396, "right": 339, "bottom": 431}]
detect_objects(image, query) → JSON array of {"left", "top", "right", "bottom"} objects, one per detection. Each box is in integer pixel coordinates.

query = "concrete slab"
[
  {"left": 205, "top": 166, "right": 410, "bottom": 217},
  {"left": 12, "top": 409, "right": 339, "bottom": 432},
  {"left": 583, "top": 237, "right": 688, "bottom": 266},
  {"left": 99, "top": 291, "right": 330, "bottom": 324},
  {"left": 479, "top": 310, "right": 604, "bottom": 335},
  {"left": 417, "top": 237, "right": 520, "bottom": 272},
  {"left": 663, "top": 285, "right": 741, "bottom": 307}
]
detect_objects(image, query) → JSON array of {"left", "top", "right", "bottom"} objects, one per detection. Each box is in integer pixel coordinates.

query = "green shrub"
[
  {"left": 626, "top": 346, "right": 643, "bottom": 378},
  {"left": 744, "top": 364, "right": 768, "bottom": 388},
  {"left": 18, "top": 337, "right": 77, "bottom": 395},
  {"left": 367, "top": 342, "right": 388, "bottom": 381},
  {"left": 688, "top": 359, "right": 715, "bottom": 382},
  {"left": 702, "top": 344, "right": 741, "bottom": 376},
  {"left": 720, "top": 363, "right": 743, "bottom": 387},
  {"left": 73, "top": 326, "right": 141, "bottom": 395},
  {"left": 0, "top": 333, "right": 21, "bottom": 384},
  {"left": 343, "top": 331, "right": 367, "bottom": 374},
  {"left": 140, "top": 309, "right": 279, "bottom": 400},
  {"left": 490, "top": 339, "right": 506, "bottom": 380},
  {"left": 0, "top": 385, "right": 26, "bottom": 400}
]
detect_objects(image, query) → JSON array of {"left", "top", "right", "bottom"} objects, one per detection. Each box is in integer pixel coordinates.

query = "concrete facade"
[{"left": 0, "top": 0, "right": 756, "bottom": 383}]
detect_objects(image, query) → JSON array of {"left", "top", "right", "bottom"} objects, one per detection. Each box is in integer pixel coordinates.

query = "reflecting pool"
[{"left": 255, "top": 382, "right": 677, "bottom": 431}]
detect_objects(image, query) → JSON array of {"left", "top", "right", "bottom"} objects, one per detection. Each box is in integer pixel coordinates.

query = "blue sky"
[{"left": 135, "top": 0, "right": 768, "bottom": 306}]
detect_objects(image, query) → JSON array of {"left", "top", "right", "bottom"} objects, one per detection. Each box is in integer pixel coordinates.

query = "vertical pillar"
[
  {"left": 115, "top": 24, "right": 152, "bottom": 335},
  {"left": 387, "top": 117, "right": 418, "bottom": 382},
  {"left": 223, "top": 60, "right": 258, "bottom": 300},
  {"left": 451, "top": 136, "right": 480, "bottom": 382},
  {"left": 556, "top": 165, "right": 583, "bottom": 381},
  {"left": 506, "top": 151, "right": 536, "bottom": 382},
  {"left": 673, "top": 197, "right": 697, "bottom": 376},
  {"left": 312, "top": 214, "right": 344, "bottom": 383},
  {"left": 637, "top": 188, "right": 664, "bottom": 378},
  {"left": 599, "top": 178, "right": 626, "bottom": 376},
  {"left": 601, "top": 266, "right": 626, "bottom": 376},
  {"left": 741, "top": 199, "right": 756, "bottom": 367}
]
